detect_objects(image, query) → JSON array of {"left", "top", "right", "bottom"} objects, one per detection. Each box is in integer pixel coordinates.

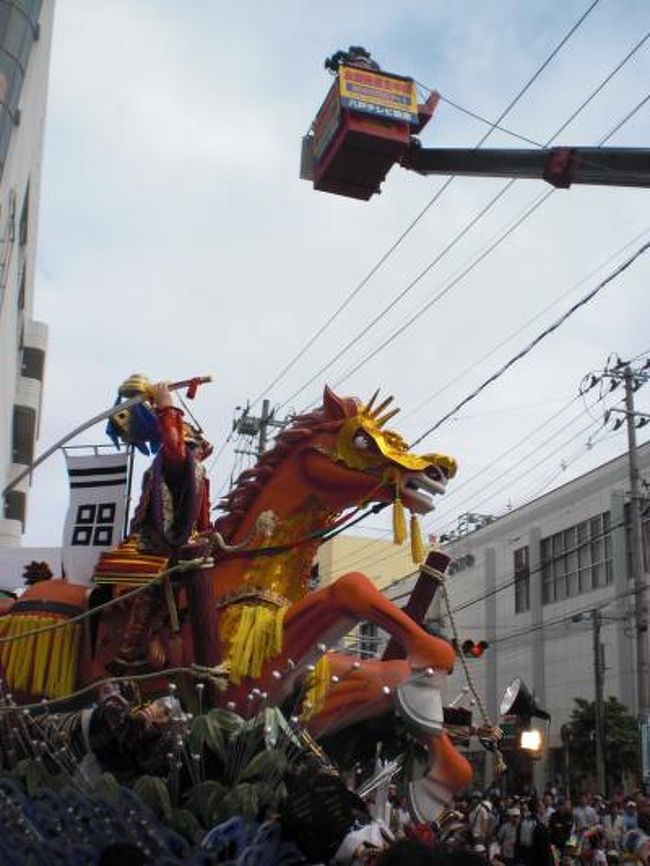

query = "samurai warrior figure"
[{"left": 110, "top": 378, "right": 213, "bottom": 668}]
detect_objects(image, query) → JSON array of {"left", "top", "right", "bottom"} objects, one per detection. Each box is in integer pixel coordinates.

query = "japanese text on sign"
[{"left": 339, "top": 67, "right": 419, "bottom": 124}]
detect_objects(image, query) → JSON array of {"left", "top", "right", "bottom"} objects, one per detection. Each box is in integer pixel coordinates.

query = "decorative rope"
[
  {"left": 210, "top": 510, "right": 278, "bottom": 553},
  {"left": 419, "top": 563, "right": 506, "bottom": 775},
  {"left": 0, "top": 663, "right": 230, "bottom": 713},
  {"left": 0, "top": 487, "right": 389, "bottom": 650},
  {"left": 0, "top": 557, "right": 212, "bottom": 647}
]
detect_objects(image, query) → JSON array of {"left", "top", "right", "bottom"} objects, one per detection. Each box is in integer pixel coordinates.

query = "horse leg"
[
  {"left": 281, "top": 571, "right": 455, "bottom": 671},
  {"left": 221, "top": 573, "right": 455, "bottom": 724},
  {"left": 306, "top": 653, "right": 413, "bottom": 738},
  {"left": 408, "top": 732, "right": 474, "bottom": 821},
  {"left": 308, "top": 653, "right": 472, "bottom": 823}
]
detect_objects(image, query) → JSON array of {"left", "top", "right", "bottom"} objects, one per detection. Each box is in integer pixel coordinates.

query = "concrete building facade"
[
  {"left": 0, "top": 0, "right": 54, "bottom": 545},
  {"left": 431, "top": 442, "right": 650, "bottom": 786}
]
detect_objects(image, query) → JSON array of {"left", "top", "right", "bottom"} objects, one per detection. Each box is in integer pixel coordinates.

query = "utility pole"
[
  {"left": 234, "top": 399, "right": 287, "bottom": 458},
  {"left": 584, "top": 357, "right": 650, "bottom": 720},
  {"left": 572, "top": 608, "right": 607, "bottom": 793},
  {"left": 592, "top": 608, "right": 607, "bottom": 795},
  {"left": 623, "top": 366, "right": 650, "bottom": 720}
]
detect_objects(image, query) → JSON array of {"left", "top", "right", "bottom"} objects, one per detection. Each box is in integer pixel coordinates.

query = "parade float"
[
  {"left": 4, "top": 40, "right": 647, "bottom": 864},
  {"left": 0, "top": 374, "right": 503, "bottom": 863}
]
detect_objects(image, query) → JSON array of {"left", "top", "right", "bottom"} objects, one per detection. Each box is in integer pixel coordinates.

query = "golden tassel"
[
  {"left": 46, "top": 623, "right": 81, "bottom": 698},
  {"left": 410, "top": 513, "right": 426, "bottom": 565},
  {"left": 47, "top": 623, "right": 65, "bottom": 696},
  {"left": 32, "top": 622, "right": 54, "bottom": 695},
  {"left": 227, "top": 604, "right": 286, "bottom": 684},
  {"left": 301, "top": 655, "right": 331, "bottom": 720},
  {"left": 393, "top": 497, "right": 407, "bottom": 546},
  {"left": 0, "top": 612, "right": 81, "bottom": 700},
  {"left": 1, "top": 616, "right": 21, "bottom": 683},
  {"left": 59, "top": 625, "right": 81, "bottom": 696},
  {"left": 15, "top": 616, "right": 42, "bottom": 691}
]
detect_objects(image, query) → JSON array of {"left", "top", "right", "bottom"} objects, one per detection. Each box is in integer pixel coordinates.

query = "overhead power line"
[
  {"left": 283, "top": 28, "right": 648, "bottom": 410},
  {"left": 326, "top": 68, "right": 650, "bottom": 395},
  {"left": 254, "top": 0, "right": 602, "bottom": 408},
  {"left": 322, "top": 301, "right": 650, "bottom": 580},
  {"left": 326, "top": 232, "right": 650, "bottom": 574},
  {"left": 401, "top": 225, "right": 650, "bottom": 425},
  {"left": 411, "top": 240, "right": 650, "bottom": 447},
  {"left": 428, "top": 30, "right": 649, "bottom": 150}
]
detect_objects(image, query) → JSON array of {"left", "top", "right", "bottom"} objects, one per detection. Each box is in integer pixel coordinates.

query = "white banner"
[{"left": 62, "top": 451, "right": 128, "bottom": 584}]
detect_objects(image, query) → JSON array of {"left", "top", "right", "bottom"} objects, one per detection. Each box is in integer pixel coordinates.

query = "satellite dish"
[{"left": 499, "top": 677, "right": 550, "bottom": 721}]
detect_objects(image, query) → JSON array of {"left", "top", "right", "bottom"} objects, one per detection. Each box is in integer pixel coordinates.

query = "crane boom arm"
[{"left": 400, "top": 145, "right": 650, "bottom": 189}]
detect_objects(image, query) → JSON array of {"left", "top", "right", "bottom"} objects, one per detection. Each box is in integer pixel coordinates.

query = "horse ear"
[{"left": 323, "top": 385, "right": 351, "bottom": 420}]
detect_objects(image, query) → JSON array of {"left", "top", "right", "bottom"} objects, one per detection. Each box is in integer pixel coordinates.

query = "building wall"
[
  {"left": 317, "top": 531, "right": 416, "bottom": 592},
  {"left": 0, "top": 0, "right": 54, "bottom": 545},
  {"left": 438, "top": 442, "right": 650, "bottom": 787},
  {"left": 316, "top": 529, "right": 420, "bottom": 658}
]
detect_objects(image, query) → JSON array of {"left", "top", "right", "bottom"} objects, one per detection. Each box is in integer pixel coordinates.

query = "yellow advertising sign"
[{"left": 339, "top": 67, "right": 418, "bottom": 124}]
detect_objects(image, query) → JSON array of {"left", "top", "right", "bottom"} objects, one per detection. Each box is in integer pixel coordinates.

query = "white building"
[
  {"left": 433, "top": 441, "right": 650, "bottom": 788},
  {"left": 340, "top": 443, "right": 650, "bottom": 787},
  {"left": 0, "top": 0, "right": 54, "bottom": 545}
]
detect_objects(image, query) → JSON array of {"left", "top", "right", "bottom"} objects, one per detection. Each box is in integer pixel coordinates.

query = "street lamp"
[
  {"left": 520, "top": 728, "right": 543, "bottom": 753},
  {"left": 500, "top": 677, "right": 551, "bottom": 760}
]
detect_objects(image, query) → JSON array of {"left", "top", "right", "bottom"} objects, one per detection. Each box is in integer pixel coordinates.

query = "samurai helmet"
[{"left": 118, "top": 373, "right": 153, "bottom": 400}]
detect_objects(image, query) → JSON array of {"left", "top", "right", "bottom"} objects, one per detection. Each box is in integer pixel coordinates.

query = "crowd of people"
[
  {"left": 378, "top": 788, "right": 650, "bottom": 866},
  {"left": 333, "top": 785, "right": 650, "bottom": 866}
]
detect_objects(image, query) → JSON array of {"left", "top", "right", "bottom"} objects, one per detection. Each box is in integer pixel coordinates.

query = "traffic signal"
[{"left": 461, "top": 639, "right": 489, "bottom": 658}]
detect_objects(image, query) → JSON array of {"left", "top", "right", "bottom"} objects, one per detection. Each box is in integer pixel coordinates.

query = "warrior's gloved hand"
[{"left": 149, "top": 382, "right": 173, "bottom": 410}]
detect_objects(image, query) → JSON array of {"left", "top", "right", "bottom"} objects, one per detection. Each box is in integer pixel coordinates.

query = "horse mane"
[{"left": 212, "top": 389, "right": 359, "bottom": 539}]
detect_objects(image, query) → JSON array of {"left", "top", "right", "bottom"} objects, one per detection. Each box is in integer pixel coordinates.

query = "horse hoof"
[
  {"left": 395, "top": 670, "right": 444, "bottom": 734},
  {"left": 408, "top": 774, "right": 452, "bottom": 823}
]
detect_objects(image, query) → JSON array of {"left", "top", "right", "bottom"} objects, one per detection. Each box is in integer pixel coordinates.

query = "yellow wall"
[{"left": 316, "top": 533, "right": 417, "bottom": 591}]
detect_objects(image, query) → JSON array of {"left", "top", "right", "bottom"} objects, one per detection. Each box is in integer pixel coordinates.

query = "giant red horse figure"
[{"left": 0, "top": 385, "right": 473, "bottom": 819}]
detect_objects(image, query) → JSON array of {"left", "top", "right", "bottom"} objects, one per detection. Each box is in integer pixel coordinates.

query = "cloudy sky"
[{"left": 25, "top": 0, "right": 650, "bottom": 561}]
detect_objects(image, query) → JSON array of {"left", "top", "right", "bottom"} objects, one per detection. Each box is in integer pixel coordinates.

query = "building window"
[
  {"left": 514, "top": 546, "right": 530, "bottom": 613},
  {"left": 359, "top": 621, "right": 378, "bottom": 658},
  {"left": 4, "top": 489, "right": 25, "bottom": 528},
  {"left": 16, "top": 259, "right": 24, "bottom": 309},
  {"left": 541, "top": 511, "right": 613, "bottom": 604},
  {"left": 18, "top": 182, "right": 28, "bottom": 245},
  {"left": 21, "top": 345, "right": 43, "bottom": 381},
  {"left": 12, "top": 403, "right": 35, "bottom": 465}
]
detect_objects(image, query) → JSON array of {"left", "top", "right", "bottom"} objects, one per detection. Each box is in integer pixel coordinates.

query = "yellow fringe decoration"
[
  {"left": 301, "top": 655, "right": 331, "bottom": 720},
  {"left": 227, "top": 604, "right": 286, "bottom": 685},
  {"left": 0, "top": 615, "right": 81, "bottom": 699},
  {"left": 393, "top": 496, "right": 407, "bottom": 545},
  {"left": 410, "top": 513, "right": 426, "bottom": 565}
]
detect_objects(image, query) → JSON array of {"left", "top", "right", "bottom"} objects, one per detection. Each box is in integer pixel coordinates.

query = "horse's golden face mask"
[
  {"left": 335, "top": 391, "right": 456, "bottom": 475},
  {"left": 333, "top": 391, "right": 456, "bottom": 515}
]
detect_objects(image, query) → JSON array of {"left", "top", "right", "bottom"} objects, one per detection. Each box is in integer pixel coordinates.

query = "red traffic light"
[{"left": 462, "top": 640, "right": 489, "bottom": 658}]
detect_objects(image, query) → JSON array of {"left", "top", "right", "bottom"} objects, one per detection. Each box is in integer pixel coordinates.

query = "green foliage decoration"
[
  {"left": 133, "top": 774, "right": 173, "bottom": 821},
  {"left": 565, "top": 695, "right": 639, "bottom": 789}
]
